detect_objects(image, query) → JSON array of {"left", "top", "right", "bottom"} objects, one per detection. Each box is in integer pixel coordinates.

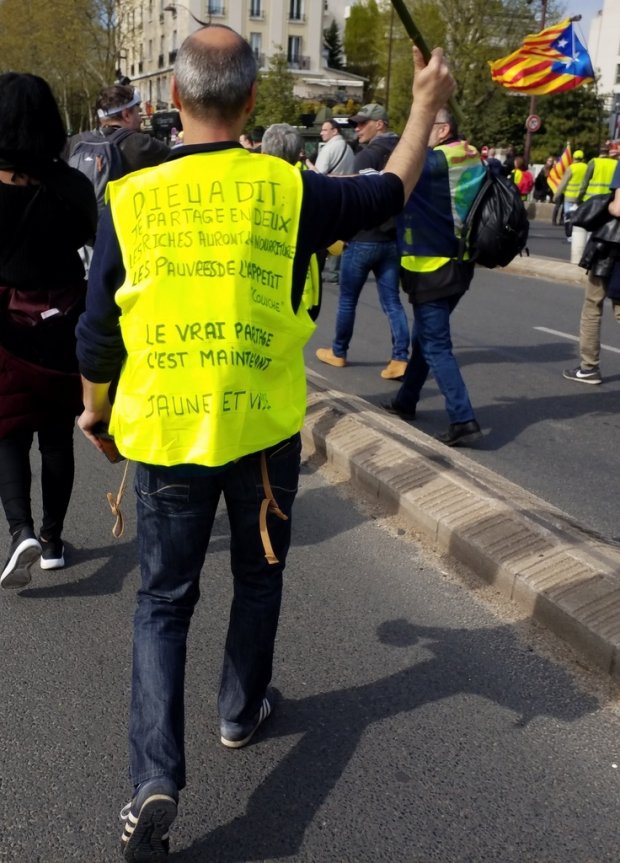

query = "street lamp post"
[
  {"left": 523, "top": 0, "right": 548, "bottom": 165},
  {"left": 163, "top": 3, "right": 210, "bottom": 27}
]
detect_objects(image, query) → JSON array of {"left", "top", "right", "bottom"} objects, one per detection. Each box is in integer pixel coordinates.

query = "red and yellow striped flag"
[
  {"left": 547, "top": 144, "right": 572, "bottom": 194},
  {"left": 489, "top": 19, "right": 594, "bottom": 95}
]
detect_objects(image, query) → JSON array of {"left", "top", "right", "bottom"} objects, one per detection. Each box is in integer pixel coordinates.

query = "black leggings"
[{"left": 0, "top": 420, "right": 75, "bottom": 541}]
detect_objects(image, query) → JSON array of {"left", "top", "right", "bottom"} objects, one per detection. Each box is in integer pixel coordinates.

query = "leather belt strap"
[{"left": 259, "top": 450, "right": 288, "bottom": 564}]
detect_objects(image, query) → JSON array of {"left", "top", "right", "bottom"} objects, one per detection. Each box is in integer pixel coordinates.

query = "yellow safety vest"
[
  {"left": 106, "top": 149, "right": 316, "bottom": 467},
  {"left": 565, "top": 161, "right": 587, "bottom": 200},
  {"left": 583, "top": 157, "right": 617, "bottom": 200}
]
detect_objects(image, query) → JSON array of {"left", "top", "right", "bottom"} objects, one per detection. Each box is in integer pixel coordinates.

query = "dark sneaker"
[
  {"left": 435, "top": 420, "right": 482, "bottom": 447},
  {"left": 381, "top": 400, "right": 416, "bottom": 421},
  {"left": 39, "top": 537, "right": 65, "bottom": 570},
  {"left": 220, "top": 696, "right": 272, "bottom": 749},
  {"left": 120, "top": 777, "right": 178, "bottom": 862},
  {"left": 562, "top": 366, "right": 602, "bottom": 385},
  {"left": 0, "top": 529, "right": 41, "bottom": 589}
]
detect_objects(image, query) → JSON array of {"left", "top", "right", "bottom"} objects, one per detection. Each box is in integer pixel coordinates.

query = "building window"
[
  {"left": 208, "top": 0, "right": 225, "bottom": 14},
  {"left": 288, "top": 35, "right": 301, "bottom": 66},
  {"left": 289, "top": 0, "right": 303, "bottom": 21},
  {"left": 616, "top": 64, "right": 620, "bottom": 85},
  {"left": 249, "top": 32, "right": 262, "bottom": 60},
  {"left": 249, "top": 0, "right": 262, "bottom": 17}
]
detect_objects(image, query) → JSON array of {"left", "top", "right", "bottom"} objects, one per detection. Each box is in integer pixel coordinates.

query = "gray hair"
[
  {"left": 261, "top": 123, "right": 303, "bottom": 165},
  {"left": 174, "top": 25, "right": 257, "bottom": 122}
]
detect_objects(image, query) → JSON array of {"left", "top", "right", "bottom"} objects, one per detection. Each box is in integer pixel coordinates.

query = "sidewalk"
[{"left": 301, "top": 254, "right": 620, "bottom": 681}]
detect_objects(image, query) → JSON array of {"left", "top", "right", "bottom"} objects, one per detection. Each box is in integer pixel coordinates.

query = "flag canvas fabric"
[
  {"left": 489, "top": 19, "right": 595, "bottom": 95},
  {"left": 547, "top": 144, "right": 572, "bottom": 193}
]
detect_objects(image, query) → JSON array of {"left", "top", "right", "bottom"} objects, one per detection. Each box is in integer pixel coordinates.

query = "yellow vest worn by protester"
[
  {"left": 582, "top": 157, "right": 617, "bottom": 200},
  {"left": 565, "top": 161, "right": 587, "bottom": 201},
  {"left": 106, "top": 149, "right": 316, "bottom": 467}
]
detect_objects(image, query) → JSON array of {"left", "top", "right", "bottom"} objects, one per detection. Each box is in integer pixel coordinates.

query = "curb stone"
[{"left": 301, "top": 373, "right": 620, "bottom": 679}]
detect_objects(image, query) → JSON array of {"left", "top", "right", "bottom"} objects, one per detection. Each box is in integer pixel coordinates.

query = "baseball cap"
[
  {"left": 350, "top": 103, "right": 389, "bottom": 124},
  {"left": 573, "top": 149, "right": 584, "bottom": 159}
]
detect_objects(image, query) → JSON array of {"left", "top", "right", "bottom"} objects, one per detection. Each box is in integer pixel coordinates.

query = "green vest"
[
  {"left": 565, "top": 162, "right": 587, "bottom": 201},
  {"left": 583, "top": 157, "right": 617, "bottom": 200},
  {"left": 106, "top": 149, "right": 315, "bottom": 467}
]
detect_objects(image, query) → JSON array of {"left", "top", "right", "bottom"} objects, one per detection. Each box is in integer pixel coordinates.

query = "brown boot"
[
  {"left": 380, "top": 359, "right": 408, "bottom": 380},
  {"left": 316, "top": 348, "right": 347, "bottom": 368}
]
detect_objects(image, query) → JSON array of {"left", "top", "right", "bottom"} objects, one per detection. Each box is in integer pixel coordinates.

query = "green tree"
[
  {"left": 324, "top": 20, "right": 345, "bottom": 70},
  {"left": 344, "top": 0, "right": 384, "bottom": 101},
  {"left": 252, "top": 51, "right": 300, "bottom": 127},
  {"left": 0, "top": 0, "right": 119, "bottom": 132}
]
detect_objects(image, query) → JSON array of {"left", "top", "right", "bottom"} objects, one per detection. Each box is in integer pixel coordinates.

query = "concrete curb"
[
  {"left": 301, "top": 373, "right": 620, "bottom": 679},
  {"left": 503, "top": 254, "right": 587, "bottom": 287}
]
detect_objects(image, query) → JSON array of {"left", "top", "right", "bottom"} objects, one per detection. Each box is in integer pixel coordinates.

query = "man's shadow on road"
[{"left": 172, "top": 617, "right": 599, "bottom": 862}]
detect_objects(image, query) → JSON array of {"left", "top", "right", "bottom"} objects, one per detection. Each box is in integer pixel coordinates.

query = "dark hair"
[
  {"left": 252, "top": 125, "right": 265, "bottom": 142},
  {"left": 174, "top": 25, "right": 257, "bottom": 123},
  {"left": 0, "top": 73, "right": 66, "bottom": 172},
  {"left": 96, "top": 84, "right": 136, "bottom": 117}
]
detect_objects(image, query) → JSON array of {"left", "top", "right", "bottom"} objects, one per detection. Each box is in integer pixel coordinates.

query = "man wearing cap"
[
  {"left": 316, "top": 102, "right": 411, "bottom": 381},
  {"left": 67, "top": 84, "right": 169, "bottom": 175},
  {"left": 554, "top": 149, "right": 587, "bottom": 260}
]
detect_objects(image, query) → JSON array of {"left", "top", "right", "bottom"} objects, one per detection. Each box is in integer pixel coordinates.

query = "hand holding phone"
[{"left": 91, "top": 421, "right": 125, "bottom": 463}]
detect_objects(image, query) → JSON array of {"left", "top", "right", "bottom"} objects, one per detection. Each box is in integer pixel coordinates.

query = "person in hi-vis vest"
[{"left": 76, "top": 23, "right": 455, "bottom": 861}]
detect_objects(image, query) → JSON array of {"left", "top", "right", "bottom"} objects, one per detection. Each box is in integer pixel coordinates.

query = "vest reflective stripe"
[
  {"left": 565, "top": 162, "right": 587, "bottom": 200},
  {"left": 106, "top": 150, "right": 315, "bottom": 467},
  {"left": 583, "top": 157, "right": 617, "bottom": 200},
  {"left": 302, "top": 254, "right": 320, "bottom": 312}
]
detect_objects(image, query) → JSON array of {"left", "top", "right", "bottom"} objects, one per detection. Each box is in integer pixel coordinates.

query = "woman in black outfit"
[{"left": 0, "top": 73, "right": 97, "bottom": 588}]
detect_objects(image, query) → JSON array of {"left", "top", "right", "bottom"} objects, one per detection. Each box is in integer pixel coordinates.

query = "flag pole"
[
  {"left": 524, "top": 0, "right": 548, "bottom": 165},
  {"left": 388, "top": 0, "right": 461, "bottom": 122}
]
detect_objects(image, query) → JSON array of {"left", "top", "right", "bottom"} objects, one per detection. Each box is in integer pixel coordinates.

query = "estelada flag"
[
  {"left": 547, "top": 143, "right": 572, "bottom": 194},
  {"left": 489, "top": 19, "right": 594, "bottom": 95}
]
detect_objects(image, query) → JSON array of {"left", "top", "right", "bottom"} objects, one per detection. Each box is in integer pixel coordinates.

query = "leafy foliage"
[
  {"left": 252, "top": 51, "right": 301, "bottom": 127},
  {"left": 345, "top": 0, "right": 607, "bottom": 159},
  {"left": 324, "top": 20, "right": 345, "bottom": 70}
]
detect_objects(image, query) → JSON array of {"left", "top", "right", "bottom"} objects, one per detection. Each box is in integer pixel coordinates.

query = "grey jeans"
[{"left": 579, "top": 272, "right": 620, "bottom": 369}]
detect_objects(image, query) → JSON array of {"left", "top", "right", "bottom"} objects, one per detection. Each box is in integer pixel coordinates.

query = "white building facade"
[
  {"left": 119, "top": 0, "right": 364, "bottom": 112},
  {"left": 587, "top": 0, "right": 620, "bottom": 138}
]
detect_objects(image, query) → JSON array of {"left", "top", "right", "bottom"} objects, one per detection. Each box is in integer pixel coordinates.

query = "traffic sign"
[{"left": 525, "top": 114, "right": 541, "bottom": 133}]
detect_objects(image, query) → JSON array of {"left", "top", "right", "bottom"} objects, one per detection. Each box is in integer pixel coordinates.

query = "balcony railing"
[
  {"left": 288, "top": 55, "right": 310, "bottom": 70},
  {"left": 249, "top": 9, "right": 265, "bottom": 19},
  {"left": 207, "top": 3, "right": 226, "bottom": 15}
]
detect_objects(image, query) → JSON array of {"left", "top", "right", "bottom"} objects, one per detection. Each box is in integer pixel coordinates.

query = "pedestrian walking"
[
  {"left": 76, "top": 23, "right": 455, "bottom": 861},
  {"left": 0, "top": 73, "right": 97, "bottom": 588}
]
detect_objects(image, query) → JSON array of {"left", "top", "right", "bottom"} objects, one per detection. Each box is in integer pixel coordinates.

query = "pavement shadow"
[
  {"left": 19, "top": 536, "right": 138, "bottom": 598},
  {"left": 171, "top": 617, "right": 598, "bottom": 862}
]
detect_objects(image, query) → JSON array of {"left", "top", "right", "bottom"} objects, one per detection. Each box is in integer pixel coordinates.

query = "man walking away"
[
  {"left": 75, "top": 24, "right": 455, "bottom": 861},
  {"left": 563, "top": 157, "right": 620, "bottom": 385},
  {"left": 383, "top": 108, "right": 486, "bottom": 446},
  {"left": 315, "top": 103, "right": 411, "bottom": 381}
]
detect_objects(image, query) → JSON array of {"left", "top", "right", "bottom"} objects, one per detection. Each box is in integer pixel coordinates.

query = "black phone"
[{"left": 91, "top": 421, "right": 125, "bottom": 464}]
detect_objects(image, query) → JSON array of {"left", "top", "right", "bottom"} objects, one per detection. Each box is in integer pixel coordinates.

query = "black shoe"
[
  {"left": 39, "top": 537, "right": 65, "bottom": 570},
  {"left": 0, "top": 528, "right": 41, "bottom": 589},
  {"left": 120, "top": 777, "right": 178, "bottom": 862},
  {"left": 562, "top": 366, "right": 602, "bottom": 385},
  {"left": 381, "top": 400, "right": 416, "bottom": 421},
  {"left": 435, "top": 420, "right": 482, "bottom": 447},
  {"left": 220, "top": 696, "right": 272, "bottom": 749}
]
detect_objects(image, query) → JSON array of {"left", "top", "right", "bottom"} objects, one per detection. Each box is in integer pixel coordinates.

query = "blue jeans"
[
  {"left": 129, "top": 434, "right": 301, "bottom": 791},
  {"left": 332, "top": 241, "right": 409, "bottom": 361},
  {"left": 395, "top": 296, "right": 475, "bottom": 424}
]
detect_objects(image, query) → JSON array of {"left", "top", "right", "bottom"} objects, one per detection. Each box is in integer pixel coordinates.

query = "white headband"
[{"left": 97, "top": 89, "right": 141, "bottom": 119}]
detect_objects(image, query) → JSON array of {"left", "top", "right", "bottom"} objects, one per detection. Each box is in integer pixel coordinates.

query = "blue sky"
[{"left": 562, "top": 0, "right": 600, "bottom": 41}]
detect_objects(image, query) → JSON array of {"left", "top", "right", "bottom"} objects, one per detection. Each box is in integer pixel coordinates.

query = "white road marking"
[{"left": 534, "top": 326, "right": 620, "bottom": 355}]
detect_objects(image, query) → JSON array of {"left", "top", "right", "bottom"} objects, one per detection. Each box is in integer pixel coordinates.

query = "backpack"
[
  {"left": 68, "top": 128, "right": 133, "bottom": 216},
  {"left": 460, "top": 167, "right": 530, "bottom": 269}
]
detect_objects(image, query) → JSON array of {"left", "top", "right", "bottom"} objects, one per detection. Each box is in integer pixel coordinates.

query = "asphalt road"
[
  {"left": 307, "top": 247, "right": 620, "bottom": 542},
  {"left": 2, "top": 435, "right": 620, "bottom": 862}
]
